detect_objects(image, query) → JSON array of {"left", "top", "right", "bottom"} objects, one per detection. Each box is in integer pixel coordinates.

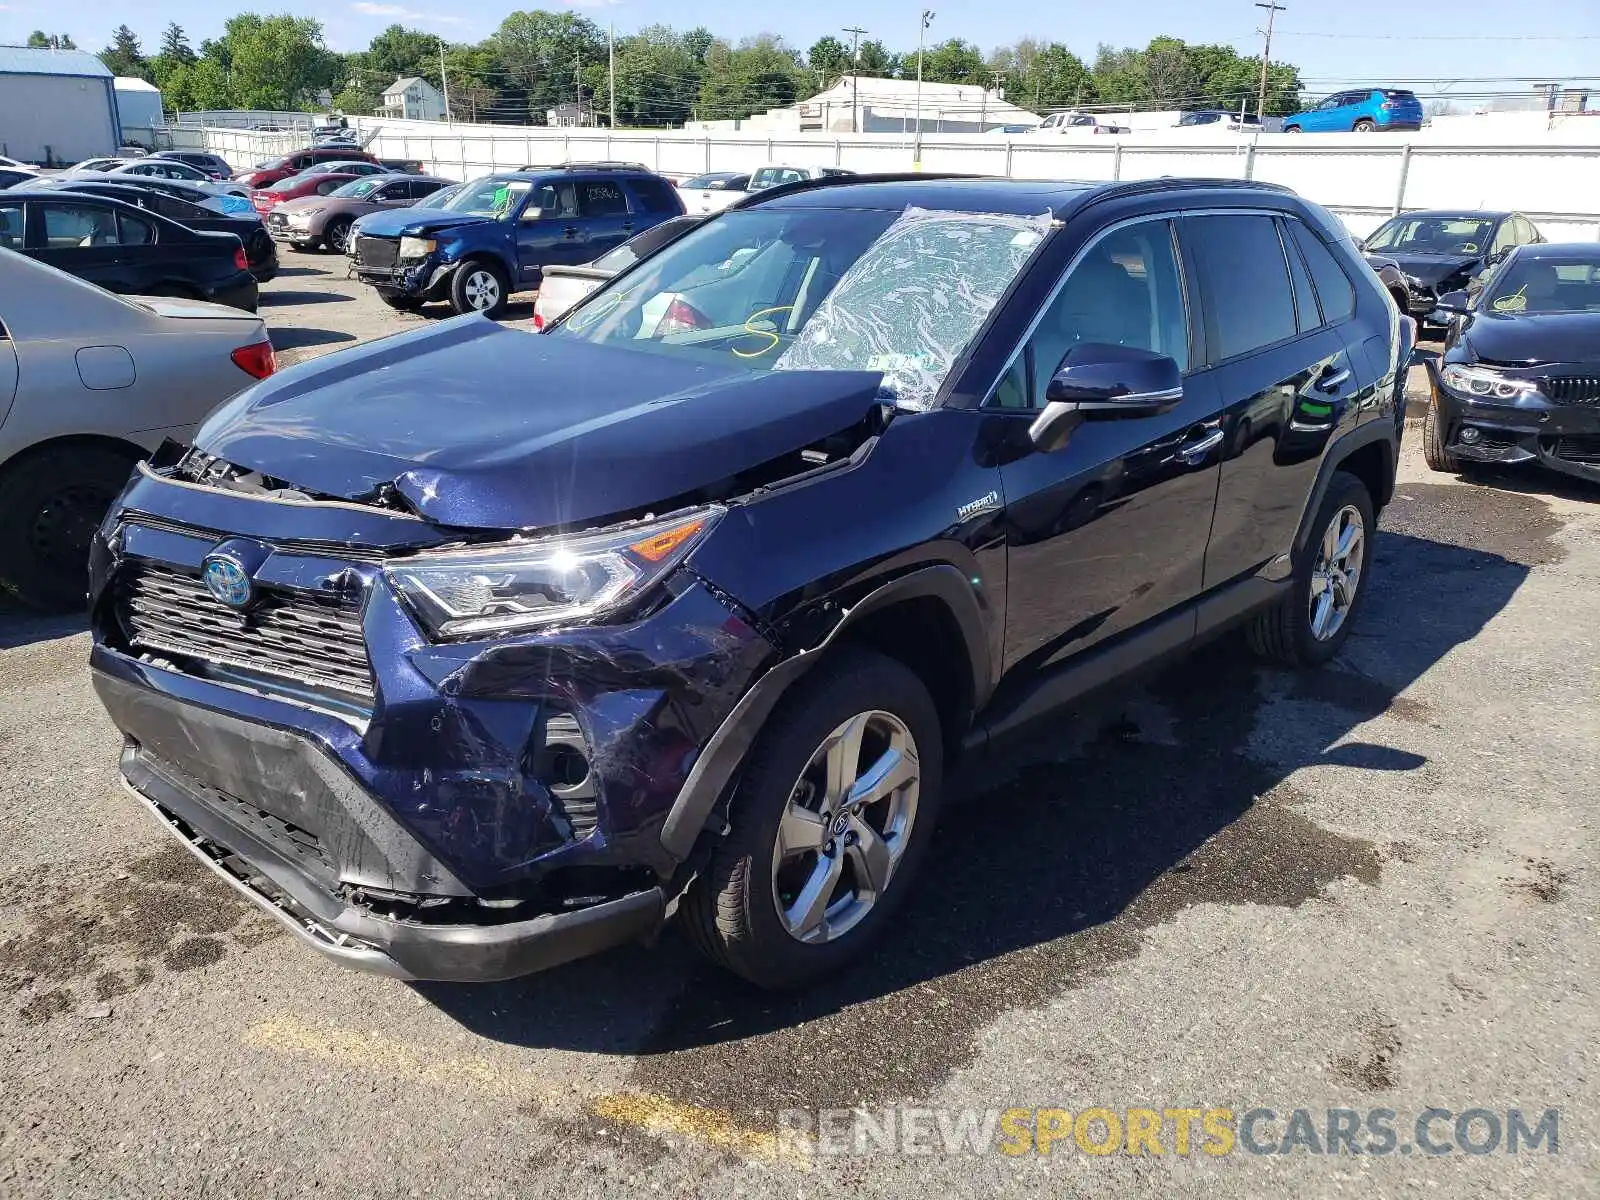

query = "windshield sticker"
[
  {"left": 1493, "top": 289, "right": 1527, "bottom": 313},
  {"left": 775, "top": 206, "right": 1054, "bottom": 411}
]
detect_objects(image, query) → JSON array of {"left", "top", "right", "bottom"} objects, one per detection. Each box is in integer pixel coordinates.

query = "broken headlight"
[{"left": 386, "top": 507, "right": 722, "bottom": 639}]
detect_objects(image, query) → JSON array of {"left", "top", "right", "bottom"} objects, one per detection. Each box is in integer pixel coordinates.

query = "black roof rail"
[
  {"left": 729, "top": 171, "right": 984, "bottom": 210},
  {"left": 517, "top": 160, "right": 654, "bottom": 173}
]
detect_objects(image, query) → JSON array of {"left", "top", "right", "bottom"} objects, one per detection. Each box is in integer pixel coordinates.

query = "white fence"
[{"left": 176, "top": 117, "right": 1600, "bottom": 240}]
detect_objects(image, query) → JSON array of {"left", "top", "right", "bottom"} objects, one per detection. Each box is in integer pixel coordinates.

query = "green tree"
[
  {"left": 159, "top": 23, "right": 195, "bottom": 64},
  {"left": 159, "top": 58, "right": 234, "bottom": 113},
  {"left": 494, "top": 9, "right": 606, "bottom": 123},
  {"left": 99, "top": 24, "right": 148, "bottom": 79},
  {"left": 221, "top": 15, "right": 338, "bottom": 110},
  {"left": 855, "top": 39, "right": 895, "bottom": 76},
  {"left": 1024, "top": 43, "right": 1096, "bottom": 110},
  {"left": 27, "top": 31, "right": 77, "bottom": 50},
  {"left": 919, "top": 38, "right": 984, "bottom": 85},
  {"left": 697, "top": 35, "right": 806, "bottom": 121},
  {"left": 604, "top": 26, "right": 705, "bottom": 127},
  {"left": 807, "top": 36, "right": 849, "bottom": 83}
]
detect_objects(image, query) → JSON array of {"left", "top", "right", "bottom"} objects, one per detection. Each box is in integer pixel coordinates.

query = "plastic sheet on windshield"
[{"left": 774, "top": 206, "right": 1053, "bottom": 410}]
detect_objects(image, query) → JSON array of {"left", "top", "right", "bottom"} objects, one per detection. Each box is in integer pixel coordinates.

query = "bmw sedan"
[{"left": 1423, "top": 243, "right": 1600, "bottom": 484}]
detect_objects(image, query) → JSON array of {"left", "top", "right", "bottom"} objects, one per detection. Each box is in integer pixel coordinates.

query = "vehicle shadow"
[
  {"left": 0, "top": 607, "right": 86, "bottom": 650},
  {"left": 418, "top": 511, "right": 1538, "bottom": 1093},
  {"left": 269, "top": 328, "right": 359, "bottom": 352},
  {"left": 266, "top": 266, "right": 328, "bottom": 279},
  {"left": 257, "top": 290, "right": 353, "bottom": 307}
]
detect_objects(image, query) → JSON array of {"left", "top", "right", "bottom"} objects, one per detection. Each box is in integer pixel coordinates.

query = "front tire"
[
  {"left": 380, "top": 294, "right": 423, "bottom": 312},
  {"left": 1422, "top": 394, "right": 1462, "bottom": 473},
  {"left": 1247, "top": 471, "right": 1375, "bottom": 667},
  {"left": 0, "top": 444, "right": 141, "bottom": 611},
  {"left": 678, "top": 649, "right": 944, "bottom": 989},
  {"left": 323, "top": 217, "right": 353, "bottom": 255},
  {"left": 449, "top": 260, "right": 509, "bottom": 317},
  {"left": 1284, "top": 125, "right": 1302, "bottom": 134}
]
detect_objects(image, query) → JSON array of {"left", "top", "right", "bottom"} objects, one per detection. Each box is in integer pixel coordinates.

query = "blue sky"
[{"left": 3, "top": 0, "right": 1596, "bottom": 99}]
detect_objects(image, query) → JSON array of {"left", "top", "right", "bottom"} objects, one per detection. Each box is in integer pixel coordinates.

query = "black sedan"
[
  {"left": 1362, "top": 209, "right": 1544, "bottom": 324},
  {"left": 1424, "top": 243, "right": 1600, "bottom": 485},
  {"left": 43, "top": 181, "right": 277, "bottom": 282},
  {"left": 0, "top": 191, "right": 258, "bottom": 311}
]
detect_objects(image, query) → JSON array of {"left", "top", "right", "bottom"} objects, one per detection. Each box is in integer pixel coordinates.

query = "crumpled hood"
[
  {"left": 1389, "top": 253, "right": 1481, "bottom": 287},
  {"left": 351, "top": 208, "right": 490, "bottom": 239},
  {"left": 193, "top": 316, "right": 886, "bottom": 531},
  {"left": 1462, "top": 310, "right": 1600, "bottom": 366}
]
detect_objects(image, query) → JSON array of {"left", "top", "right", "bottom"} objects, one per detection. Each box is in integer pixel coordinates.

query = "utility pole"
[
  {"left": 439, "top": 44, "right": 453, "bottom": 125},
  {"left": 982, "top": 70, "right": 1005, "bottom": 131},
  {"left": 913, "top": 9, "right": 934, "bottom": 166},
  {"left": 574, "top": 52, "right": 585, "bottom": 126},
  {"left": 608, "top": 24, "right": 616, "bottom": 129},
  {"left": 1254, "top": 1, "right": 1286, "bottom": 120},
  {"left": 843, "top": 26, "right": 867, "bottom": 134}
]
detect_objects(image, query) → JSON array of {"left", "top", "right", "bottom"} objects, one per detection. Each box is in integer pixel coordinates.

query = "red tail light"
[
  {"left": 654, "top": 297, "right": 712, "bottom": 337},
  {"left": 231, "top": 339, "right": 277, "bottom": 380},
  {"left": 233, "top": 246, "right": 249, "bottom": 271}
]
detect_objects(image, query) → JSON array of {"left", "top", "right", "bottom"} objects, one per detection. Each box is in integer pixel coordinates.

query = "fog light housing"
[{"left": 1460, "top": 426, "right": 1482, "bottom": 444}]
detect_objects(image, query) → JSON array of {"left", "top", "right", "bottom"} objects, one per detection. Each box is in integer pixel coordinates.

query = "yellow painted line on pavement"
[{"left": 245, "top": 1016, "right": 810, "bottom": 1168}]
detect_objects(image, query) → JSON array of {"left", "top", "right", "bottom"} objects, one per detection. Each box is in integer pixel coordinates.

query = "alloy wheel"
[
  {"left": 462, "top": 269, "right": 501, "bottom": 311},
  {"left": 1309, "top": 503, "right": 1365, "bottom": 641},
  {"left": 327, "top": 222, "right": 351, "bottom": 253},
  {"left": 770, "top": 710, "right": 921, "bottom": 944}
]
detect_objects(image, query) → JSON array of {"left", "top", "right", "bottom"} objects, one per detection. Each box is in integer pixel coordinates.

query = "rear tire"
[
  {"left": 449, "top": 259, "right": 509, "bottom": 318},
  {"left": 0, "top": 444, "right": 141, "bottom": 612},
  {"left": 1421, "top": 394, "right": 1462, "bottom": 473},
  {"left": 1354, "top": 118, "right": 1376, "bottom": 132},
  {"left": 1247, "top": 471, "right": 1375, "bottom": 668},
  {"left": 678, "top": 649, "right": 944, "bottom": 989}
]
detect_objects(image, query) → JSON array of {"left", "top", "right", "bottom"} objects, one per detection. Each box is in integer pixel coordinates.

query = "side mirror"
[
  {"left": 1029, "top": 343, "right": 1183, "bottom": 453},
  {"left": 1434, "top": 290, "right": 1470, "bottom": 314}
]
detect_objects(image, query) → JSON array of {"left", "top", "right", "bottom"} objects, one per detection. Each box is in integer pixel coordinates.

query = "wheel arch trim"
[{"left": 659, "top": 563, "right": 988, "bottom": 862}]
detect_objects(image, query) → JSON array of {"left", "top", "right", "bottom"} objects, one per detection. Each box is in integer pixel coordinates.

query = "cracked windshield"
[{"left": 553, "top": 206, "right": 1051, "bottom": 409}]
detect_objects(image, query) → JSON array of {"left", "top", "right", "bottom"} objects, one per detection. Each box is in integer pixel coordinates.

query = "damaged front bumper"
[
  {"left": 1429, "top": 370, "right": 1600, "bottom": 483},
  {"left": 88, "top": 467, "right": 778, "bottom": 981}
]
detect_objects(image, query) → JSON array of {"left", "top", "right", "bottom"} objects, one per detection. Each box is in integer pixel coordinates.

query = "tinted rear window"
[
  {"left": 1381, "top": 90, "right": 1418, "bottom": 101},
  {"left": 1183, "top": 213, "right": 1298, "bottom": 361}
]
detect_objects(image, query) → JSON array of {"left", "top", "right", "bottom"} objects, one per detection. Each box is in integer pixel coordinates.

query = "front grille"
[
  {"left": 355, "top": 235, "right": 398, "bottom": 269},
  {"left": 1554, "top": 435, "right": 1600, "bottom": 463},
  {"left": 1542, "top": 375, "right": 1600, "bottom": 407},
  {"left": 117, "top": 562, "right": 374, "bottom": 701}
]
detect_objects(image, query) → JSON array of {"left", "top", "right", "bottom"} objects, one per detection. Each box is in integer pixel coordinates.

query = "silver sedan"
[{"left": 0, "top": 248, "right": 275, "bottom": 609}]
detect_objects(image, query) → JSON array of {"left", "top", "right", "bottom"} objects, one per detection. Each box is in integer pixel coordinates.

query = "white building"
[
  {"left": 0, "top": 47, "right": 120, "bottom": 164},
  {"left": 686, "top": 75, "right": 1041, "bottom": 135},
  {"left": 378, "top": 76, "right": 447, "bottom": 122},
  {"left": 114, "top": 76, "right": 164, "bottom": 137}
]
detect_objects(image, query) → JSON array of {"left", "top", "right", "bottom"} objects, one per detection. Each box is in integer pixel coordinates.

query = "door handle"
[
  {"left": 562, "top": 226, "right": 579, "bottom": 239},
  {"left": 1316, "top": 366, "right": 1352, "bottom": 393},
  {"left": 1176, "top": 427, "right": 1224, "bottom": 465}
]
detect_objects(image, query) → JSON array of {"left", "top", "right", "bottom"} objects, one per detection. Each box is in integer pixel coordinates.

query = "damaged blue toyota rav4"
[{"left": 89, "top": 176, "right": 1409, "bottom": 989}]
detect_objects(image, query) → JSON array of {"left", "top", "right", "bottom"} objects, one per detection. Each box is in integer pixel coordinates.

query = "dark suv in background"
[
  {"left": 88, "top": 175, "right": 1407, "bottom": 990},
  {"left": 350, "top": 163, "right": 686, "bottom": 316}
]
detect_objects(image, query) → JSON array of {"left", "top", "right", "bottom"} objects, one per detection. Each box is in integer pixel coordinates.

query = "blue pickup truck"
[{"left": 351, "top": 163, "right": 686, "bottom": 317}]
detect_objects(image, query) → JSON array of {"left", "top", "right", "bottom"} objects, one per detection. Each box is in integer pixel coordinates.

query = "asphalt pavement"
[{"left": 0, "top": 256, "right": 1594, "bottom": 1198}]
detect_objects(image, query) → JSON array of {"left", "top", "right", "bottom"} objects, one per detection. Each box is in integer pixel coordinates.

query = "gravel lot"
[{"left": 1, "top": 252, "right": 1595, "bottom": 1198}]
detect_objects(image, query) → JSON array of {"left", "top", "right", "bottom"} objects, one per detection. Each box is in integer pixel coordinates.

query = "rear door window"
[
  {"left": 1287, "top": 220, "right": 1356, "bottom": 324},
  {"left": 1281, "top": 219, "right": 1322, "bottom": 330},
  {"left": 1183, "top": 213, "right": 1298, "bottom": 362},
  {"left": 118, "top": 212, "right": 156, "bottom": 245},
  {"left": 579, "top": 180, "right": 629, "bottom": 218}
]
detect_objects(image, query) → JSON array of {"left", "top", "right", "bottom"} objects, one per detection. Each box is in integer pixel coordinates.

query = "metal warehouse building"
[{"left": 0, "top": 47, "right": 119, "bottom": 166}]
